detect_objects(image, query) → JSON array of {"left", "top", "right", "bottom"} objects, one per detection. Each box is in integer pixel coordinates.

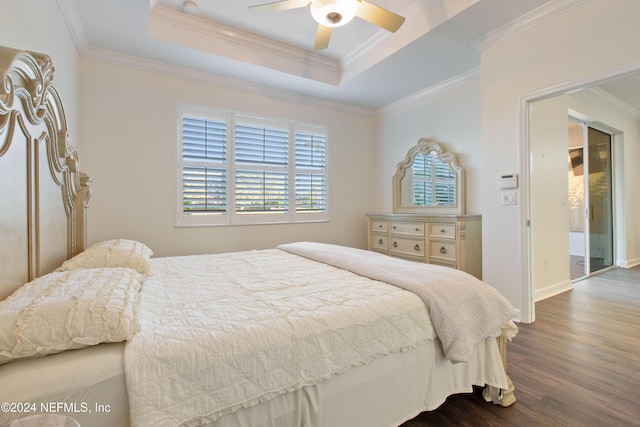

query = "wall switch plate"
[{"left": 501, "top": 191, "right": 517, "bottom": 205}]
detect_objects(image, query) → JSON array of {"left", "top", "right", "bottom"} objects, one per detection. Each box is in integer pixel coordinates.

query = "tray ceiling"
[{"left": 60, "top": 0, "right": 640, "bottom": 111}]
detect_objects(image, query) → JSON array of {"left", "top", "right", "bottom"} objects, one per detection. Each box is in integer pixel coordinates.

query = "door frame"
[{"left": 519, "top": 60, "right": 640, "bottom": 323}]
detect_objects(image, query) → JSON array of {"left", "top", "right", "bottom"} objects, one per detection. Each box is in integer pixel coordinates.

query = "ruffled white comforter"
[{"left": 124, "top": 248, "right": 435, "bottom": 426}]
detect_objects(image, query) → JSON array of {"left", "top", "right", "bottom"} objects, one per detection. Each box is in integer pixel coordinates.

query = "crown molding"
[
  {"left": 377, "top": 67, "right": 480, "bottom": 114},
  {"left": 56, "top": 0, "right": 90, "bottom": 54},
  {"left": 472, "top": 0, "right": 589, "bottom": 51},
  {"left": 149, "top": 5, "right": 340, "bottom": 85},
  {"left": 581, "top": 87, "right": 640, "bottom": 120},
  {"left": 82, "top": 46, "right": 375, "bottom": 117},
  {"left": 340, "top": 30, "right": 389, "bottom": 75},
  {"left": 151, "top": 5, "right": 336, "bottom": 71},
  {"left": 520, "top": 59, "right": 640, "bottom": 106}
]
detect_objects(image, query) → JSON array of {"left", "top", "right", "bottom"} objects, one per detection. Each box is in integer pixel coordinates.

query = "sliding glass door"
[
  {"left": 587, "top": 127, "right": 614, "bottom": 273},
  {"left": 568, "top": 121, "right": 614, "bottom": 279}
]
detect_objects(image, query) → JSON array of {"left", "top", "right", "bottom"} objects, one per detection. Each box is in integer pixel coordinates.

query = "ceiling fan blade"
[
  {"left": 249, "top": 0, "right": 310, "bottom": 15},
  {"left": 313, "top": 25, "right": 333, "bottom": 50},
  {"left": 355, "top": 1, "right": 405, "bottom": 33}
]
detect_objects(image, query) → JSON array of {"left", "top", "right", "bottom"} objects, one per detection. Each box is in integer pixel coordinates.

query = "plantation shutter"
[
  {"left": 235, "top": 121, "right": 289, "bottom": 212},
  {"left": 177, "top": 106, "right": 329, "bottom": 226},
  {"left": 295, "top": 131, "right": 326, "bottom": 212},
  {"left": 182, "top": 116, "right": 227, "bottom": 213}
]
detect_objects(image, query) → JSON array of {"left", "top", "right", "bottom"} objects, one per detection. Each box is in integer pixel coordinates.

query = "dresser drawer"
[
  {"left": 371, "top": 220, "right": 388, "bottom": 233},
  {"left": 429, "top": 240, "right": 456, "bottom": 262},
  {"left": 428, "top": 223, "right": 456, "bottom": 240},
  {"left": 371, "top": 233, "right": 388, "bottom": 250},
  {"left": 390, "top": 222, "right": 424, "bottom": 236},
  {"left": 390, "top": 237, "right": 425, "bottom": 257}
]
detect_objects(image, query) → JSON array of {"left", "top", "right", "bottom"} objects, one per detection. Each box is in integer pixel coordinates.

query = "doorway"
[{"left": 567, "top": 120, "right": 614, "bottom": 281}]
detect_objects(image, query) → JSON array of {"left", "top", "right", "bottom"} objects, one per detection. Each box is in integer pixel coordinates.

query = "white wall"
[
  {"left": 481, "top": 0, "right": 640, "bottom": 321},
  {"left": 78, "top": 59, "right": 377, "bottom": 257},
  {"left": 0, "top": 0, "right": 80, "bottom": 145},
  {"left": 375, "top": 74, "right": 482, "bottom": 214}
]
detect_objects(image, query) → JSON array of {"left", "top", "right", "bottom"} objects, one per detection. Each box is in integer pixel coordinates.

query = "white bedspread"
[
  {"left": 124, "top": 249, "right": 435, "bottom": 427},
  {"left": 278, "top": 242, "right": 517, "bottom": 363}
]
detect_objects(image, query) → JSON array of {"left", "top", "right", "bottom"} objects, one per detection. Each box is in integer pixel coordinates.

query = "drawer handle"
[
  {"left": 392, "top": 225, "right": 397, "bottom": 230},
  {"left": 415, "top": 228, "right": 420, "bottom": 232},
  {"left": 378, "top": 239, "right": 383, "bottom": 245},
  {"left": 440, "top": 229, "right": 446, "bottom": 233},
  {"left": 413, "top": 244, "right": 420, "bottom": 251},
  {"left": 440, "top": 246, "right": 447, "bottom": 254},
  {"left": 378, "top": 224, "right": 383, "bottom": 228},
  {"left": 393, "top": 241, "right": 398, "bottom": 248}
]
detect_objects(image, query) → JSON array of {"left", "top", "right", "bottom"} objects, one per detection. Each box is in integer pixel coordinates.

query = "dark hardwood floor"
[{"left": 401, "top": 267, "right": 640, "bottom": 427}]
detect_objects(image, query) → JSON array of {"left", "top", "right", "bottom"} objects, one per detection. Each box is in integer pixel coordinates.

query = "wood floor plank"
[{"left": 400, "top": 267, "right": 640, "bottom": 426}]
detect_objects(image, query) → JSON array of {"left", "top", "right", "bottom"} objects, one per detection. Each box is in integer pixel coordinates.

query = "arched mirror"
[{"left": 393, "top": 138, "right": 465, "bottom": 214}]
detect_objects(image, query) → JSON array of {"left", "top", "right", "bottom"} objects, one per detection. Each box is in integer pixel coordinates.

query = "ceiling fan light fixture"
[
  {"left": 182, "top": 0, "right": 199, "bottom": 14},
  {"left": 310, "top": 0, "right": 359, "bottom": 28}
]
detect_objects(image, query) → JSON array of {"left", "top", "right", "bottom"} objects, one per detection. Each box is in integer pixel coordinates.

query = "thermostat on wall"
[{"left": 499, "top": 173, "right": 518, "bottom": 189}]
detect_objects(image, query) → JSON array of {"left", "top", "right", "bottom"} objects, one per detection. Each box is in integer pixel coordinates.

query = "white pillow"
[
  {"left": 57, "top": 239, "right": 153, "bottom": 275},
  {"left": 0, "top": 268, "right": 143, "bottom": 365}
]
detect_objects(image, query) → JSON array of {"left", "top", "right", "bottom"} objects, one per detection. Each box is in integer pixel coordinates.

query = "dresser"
[{"left": 366, "top": 213, "right": 482, "bottom": 279}]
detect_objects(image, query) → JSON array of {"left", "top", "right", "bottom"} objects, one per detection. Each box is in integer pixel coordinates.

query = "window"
[{"left": 176, "top": 106, "right": 328, "bottom": 226}]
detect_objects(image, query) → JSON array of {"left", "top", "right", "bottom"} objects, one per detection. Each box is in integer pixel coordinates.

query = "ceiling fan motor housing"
[{"left": 310, "top": 0, "right": 358, "bottom": 27}]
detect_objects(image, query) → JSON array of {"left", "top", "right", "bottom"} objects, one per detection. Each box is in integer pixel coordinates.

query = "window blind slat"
[
  {"left": 235, "top": 170, "right": 288, "bottom": 212},
  {"left": 183, "top": 166, "right": 226, "bottom": 213},
  {"left": 296, "top": 133, "right": 326, "bottom": 168},
  {"left": 182, "top": 117, "right": 226, "bottom": 161},
  {"left": 296, "top": 173, "right": 326, "bottom": 211},
  {"left": 235, "top": 123, "right": 288, "bottom": 165}
]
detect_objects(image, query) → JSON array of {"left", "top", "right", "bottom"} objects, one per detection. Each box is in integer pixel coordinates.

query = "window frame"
[{"left": 175, "top": 104, "right": 329, "bottom": 227}]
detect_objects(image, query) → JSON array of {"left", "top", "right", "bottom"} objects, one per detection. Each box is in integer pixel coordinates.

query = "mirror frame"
[{"left": 392, "top": 138, "right": 465, "bottom": 214}]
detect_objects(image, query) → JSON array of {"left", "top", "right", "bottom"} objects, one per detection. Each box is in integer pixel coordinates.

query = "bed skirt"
[{"left": 0, "top": 335, "right": 506, "bottom": 427}]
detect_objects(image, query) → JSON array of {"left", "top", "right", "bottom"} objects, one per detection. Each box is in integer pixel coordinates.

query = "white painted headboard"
[{"left": 0, "top": 46, "right": 92, "bottom": 300}]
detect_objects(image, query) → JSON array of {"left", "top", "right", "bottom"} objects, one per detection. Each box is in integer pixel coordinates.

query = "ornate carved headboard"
[{"left": 0, "top": 46, "right": 92, "bottom": 300}]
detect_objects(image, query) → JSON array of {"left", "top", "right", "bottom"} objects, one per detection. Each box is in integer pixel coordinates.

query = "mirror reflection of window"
[
  {"left": 410, "top": 152, "right": 456, "bottom": 206},
  {"left": 412, "top": 153, "right": 429, "bottom": 206},
  {"left": 393, "top": 139, "right": 465, "bottom": 214}
]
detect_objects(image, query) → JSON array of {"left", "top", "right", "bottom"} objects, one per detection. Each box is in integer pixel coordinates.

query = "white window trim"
[{"left": 174, "top": 104, "right": 329, "bottom": 227}]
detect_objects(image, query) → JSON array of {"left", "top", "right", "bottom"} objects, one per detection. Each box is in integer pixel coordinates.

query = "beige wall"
[
  {"left": 481, "top": 0, "right": 640, "bottom": 321},
  {"left": 78, "top": 59, "right": 377, "bottom": 257},
  {"left": 375, "top": 74, "right": 482, "bottom": 214}
]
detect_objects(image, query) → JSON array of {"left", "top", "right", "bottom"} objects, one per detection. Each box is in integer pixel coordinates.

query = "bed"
[{"left": 0, "top": 46, "right": 516, "bottom": 427}]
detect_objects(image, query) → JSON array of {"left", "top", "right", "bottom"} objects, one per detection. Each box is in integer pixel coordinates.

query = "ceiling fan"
[{"left": 248, "top": 0, "right": 406, "bottom": 51}]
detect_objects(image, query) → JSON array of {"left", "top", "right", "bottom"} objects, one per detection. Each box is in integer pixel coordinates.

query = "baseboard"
[
  {"left": 534, "top": 280, "right": 573, "bottom": 302},
  {"left": 617, "top": 258, "right": 640, "bottom": 268}
]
